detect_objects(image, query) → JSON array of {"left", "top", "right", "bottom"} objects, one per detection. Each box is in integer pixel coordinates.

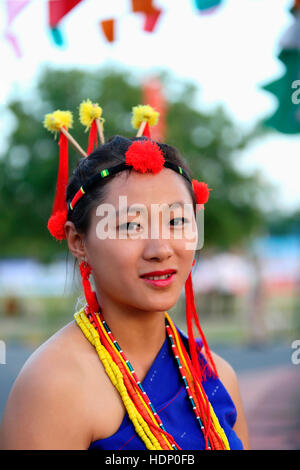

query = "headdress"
[{"left": 43, "top": 102, "right": 229, "bottom": 450}]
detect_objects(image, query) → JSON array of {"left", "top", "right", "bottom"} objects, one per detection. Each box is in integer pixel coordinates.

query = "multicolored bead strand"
[
  {"left": 165, "top": 320, "right": 212, "bottom": 450},
  {"left": 165, "top": 312, "right": 230, "bottom": 450},
  {"left": 85, "top": 306, "right": 179, "bottom": 450},
  {"left": 74, "top": 305, "right": 230, "bottom": 451},
  {"left": 95, "top": 309, "right": 180, "bottom": 450},
  {"left": 74, "top": 309, "right": 164, "bottom": 450}
]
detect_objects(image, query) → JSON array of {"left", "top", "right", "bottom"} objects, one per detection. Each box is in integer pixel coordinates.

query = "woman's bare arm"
[
  {"left": 0, "top": 347, "right": 93, "bottom": 450},
  {"left": 211, "top": 351, "right": 250, "bottom": 450}
]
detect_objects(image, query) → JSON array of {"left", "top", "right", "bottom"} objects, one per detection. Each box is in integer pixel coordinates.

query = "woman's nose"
[{"left": 142, "top": 237, "right": 174, "bottom": 261}]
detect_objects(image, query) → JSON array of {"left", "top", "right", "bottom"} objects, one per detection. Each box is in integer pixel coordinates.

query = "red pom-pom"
[
  {"left": 125, "top": 140, "right": 165, "bottom": 174},
  {"left": 192, "top": 180, "right": 211, "bottom": 205},
  {"left": 47, "top": 209, "right": 67, "bottom": 240}
]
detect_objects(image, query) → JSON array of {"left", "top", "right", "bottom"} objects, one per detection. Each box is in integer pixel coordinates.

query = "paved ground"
[
  {"left": 238, "top": 366, "right": 299, "bottom": 450},
  {"left": 0, "top": 340, "right": 299, "bottom": 450}
]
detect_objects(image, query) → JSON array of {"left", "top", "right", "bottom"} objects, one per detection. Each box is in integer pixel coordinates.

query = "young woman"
[{"left": 0, "top": 106, "right": 249, "bottom": 450}]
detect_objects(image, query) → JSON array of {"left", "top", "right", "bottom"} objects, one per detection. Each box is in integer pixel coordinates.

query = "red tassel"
[
  {"left": 87, "top": 119, "right": 98, "bottom": 155},
  {"left": 142, "top": 122, "right": 151, "bottom": 137},
  {"left": 79, "top": 261, "right": 100, "bottom": 314},
  {"left": 185, "top": 271, "right": 218, "bottom": 381},
  {"left": 48, "top": 130, "right": 69, "bottom": 240},
  {"left": 185, "top": 273, "right": 204, "bottom": 382},
  {"left": 187, "top": 273, "right": 218, "bottom": 377}
]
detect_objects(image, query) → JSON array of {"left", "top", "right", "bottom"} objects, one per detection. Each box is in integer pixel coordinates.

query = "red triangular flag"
[
  {"left": 49, "top": 0, "right": 82, "bottom": 28},
  {"left": 100, "top": 18, "right": 115, "bottom": 43},
  {"left": 144, "top": 8, "right": 161, "bottom": 32}
]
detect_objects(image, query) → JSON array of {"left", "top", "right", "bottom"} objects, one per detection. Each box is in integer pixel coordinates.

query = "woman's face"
[{"left": 82, "top": 168, "right": 197, "bottom": 314}]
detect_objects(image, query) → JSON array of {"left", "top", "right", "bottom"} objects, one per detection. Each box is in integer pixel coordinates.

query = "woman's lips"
[{"left": 140, "top": 273, "right": 176, "bottom": 287}]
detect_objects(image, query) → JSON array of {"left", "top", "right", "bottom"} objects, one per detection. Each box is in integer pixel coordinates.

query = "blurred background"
[{"left": 0, "top": 0, "right": 299, "bottom": 450}]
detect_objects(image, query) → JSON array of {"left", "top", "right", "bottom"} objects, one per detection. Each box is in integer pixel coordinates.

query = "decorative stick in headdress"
[
  {"left": 131, "top": 104, "right": 159, "bottom": 138},
  {"left": 44, "top": 110, "right": 87, "bottom": 158},
  {"left": 43, "top": 109, "right": 81, "bottom": 240},
  {"left": 79, "top": 99, "right": 105, "bottom": 154}
]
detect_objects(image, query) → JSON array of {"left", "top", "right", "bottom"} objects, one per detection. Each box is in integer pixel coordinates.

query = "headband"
[{"left": 44, "top": 102, "right": 211, "bottom": 240}]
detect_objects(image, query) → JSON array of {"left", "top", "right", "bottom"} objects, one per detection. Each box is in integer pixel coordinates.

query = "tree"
[{"left": 0, "top": 66, "right": 268, "bottom": 262}]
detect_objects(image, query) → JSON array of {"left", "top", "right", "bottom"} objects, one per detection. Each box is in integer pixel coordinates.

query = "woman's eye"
[
  {"left": 119, "top": 222, "right": 141, "bottom": 231},
  {"left": 170, "top": 217, "right": 188, "bottom": 226}
]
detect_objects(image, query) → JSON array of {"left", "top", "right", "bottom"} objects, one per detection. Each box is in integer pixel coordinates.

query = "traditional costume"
[{"left": 43, "top": 102, "right": 243, "bottom": 450}]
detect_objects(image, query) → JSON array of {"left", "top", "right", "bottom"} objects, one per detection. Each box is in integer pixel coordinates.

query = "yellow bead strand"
[
  {"left": 94, "top": 312, "right": 174, "bottom": 450},
  {"left": 74, "top": 308, "right": 164, "bottom": 450}
]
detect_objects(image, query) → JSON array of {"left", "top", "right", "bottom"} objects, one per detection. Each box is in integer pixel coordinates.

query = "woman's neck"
[{"left": 97, "top": 299, "right": 167, "bottom": 380}]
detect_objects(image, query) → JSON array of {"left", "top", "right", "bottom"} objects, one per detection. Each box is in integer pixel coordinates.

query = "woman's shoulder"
[
  {"left": 210, "top": 350, "right": 238, "bottom": 391},
  {"left": 15, "top": 319, "right": 95, "bottom": 391},
  {"left": 209, "top": 350, "right": 250, "bottom": 450},
  {"left": 0, "top": 319, "right": 100, "bottom": 449}
]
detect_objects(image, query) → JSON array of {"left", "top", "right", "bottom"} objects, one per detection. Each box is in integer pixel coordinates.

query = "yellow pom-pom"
[
  {"left": 79, "top": 99, "right": 103, "bottom": 131},
  {"left": 43, "top": 110, "right": 73, "bottom": 133},
  {"left": 131, "top": 105, "right": 159, "bottom": 129}
]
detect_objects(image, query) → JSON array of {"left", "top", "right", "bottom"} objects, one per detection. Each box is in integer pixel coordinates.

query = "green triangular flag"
[{"left": 262, "top": 49, "right": 300, "bottom": 134}]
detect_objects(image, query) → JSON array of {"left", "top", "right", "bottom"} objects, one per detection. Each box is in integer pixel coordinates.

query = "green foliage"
[{"left": 0, "top": 66, "right": 268, "bottom": 261}]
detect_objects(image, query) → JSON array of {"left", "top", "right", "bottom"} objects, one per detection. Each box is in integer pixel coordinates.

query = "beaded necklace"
[{"left": 74, "top": 305, "right": 230, "bottom": 450}]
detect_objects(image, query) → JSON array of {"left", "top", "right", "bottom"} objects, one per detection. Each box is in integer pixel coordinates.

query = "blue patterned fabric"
[{"left": 89, "top": 328, "right": 243, "bottom": 450}]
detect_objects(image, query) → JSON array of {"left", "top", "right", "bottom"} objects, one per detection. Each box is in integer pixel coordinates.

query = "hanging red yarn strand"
[{"left": 87, "top": 119, "right": 98, "bottom": 155}]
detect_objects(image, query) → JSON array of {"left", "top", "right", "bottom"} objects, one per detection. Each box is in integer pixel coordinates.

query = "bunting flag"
[
  {"left": 50, "top": 27, "right": 65, "bottom": 47},
  {"left": 261, "top": 3, "right": 300, "bottom": 134},
  {"left": 48, "top": 0, "right": 83, "bottom": 45},
  {"left": 4, "top": 0, "right": 31, "bottom": 57},
  {"left": 131, "top": 0, "right": 156, "bottom": 14},
  {"left": 100, "top": 19, "right": 115, "bottom": 43},
  {"left": 48, "top": 0, "right": 83, "bottom": 27},
  {"left": 143, "top": 8, "right": 161, "bottom": 33},
  {"left": 142, "top": 77, "right": 167, "bottom": 141},
  {"left": 194, "top": 0, "right": 222, "bottom": 12}
]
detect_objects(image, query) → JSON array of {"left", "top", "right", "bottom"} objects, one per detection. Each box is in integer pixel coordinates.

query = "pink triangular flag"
[
  {"left": 4, "top": 0, "right": 31, "bottom": 58},
  {"left": 6, "top": 0, "right": 31, "bottom": 26}
]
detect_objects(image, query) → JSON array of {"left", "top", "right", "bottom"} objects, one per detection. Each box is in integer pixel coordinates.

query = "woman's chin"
[{"left": 138, "top": 295, "right": 178, "bottom": 313}]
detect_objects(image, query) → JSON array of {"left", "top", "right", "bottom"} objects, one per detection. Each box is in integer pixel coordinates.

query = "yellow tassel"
[
  {"left": 79, "top": 99, "right": 104, "bottom": 131},
  {"left": 131, "top": 104, "right": 159, "bottom": 129},
  {"left": 43, "top": 110, "right": 73, "bottom": 133}
]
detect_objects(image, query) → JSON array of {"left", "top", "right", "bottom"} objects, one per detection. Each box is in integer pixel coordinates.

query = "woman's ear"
[{"left": 64, "top": 221, "right": 87, "bottom": 261}]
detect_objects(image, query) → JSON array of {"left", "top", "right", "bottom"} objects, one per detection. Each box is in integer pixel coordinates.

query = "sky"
[{"left": 1, "top": 0, "right": 300, "bottom": 214}]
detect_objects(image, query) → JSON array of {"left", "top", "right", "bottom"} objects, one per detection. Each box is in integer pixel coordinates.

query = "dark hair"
[{"left": 66, "top": 135, "right": 196, "bottom": 235}]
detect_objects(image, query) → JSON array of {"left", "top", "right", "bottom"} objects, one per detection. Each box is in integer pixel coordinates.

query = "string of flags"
[{"left": 4, "top": 0, "right": 223, "bottom": 57}]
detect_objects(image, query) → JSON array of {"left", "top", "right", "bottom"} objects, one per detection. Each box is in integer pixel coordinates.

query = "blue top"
[{"left": 88, "top": 328, "right": 243, "bottom": 450}]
